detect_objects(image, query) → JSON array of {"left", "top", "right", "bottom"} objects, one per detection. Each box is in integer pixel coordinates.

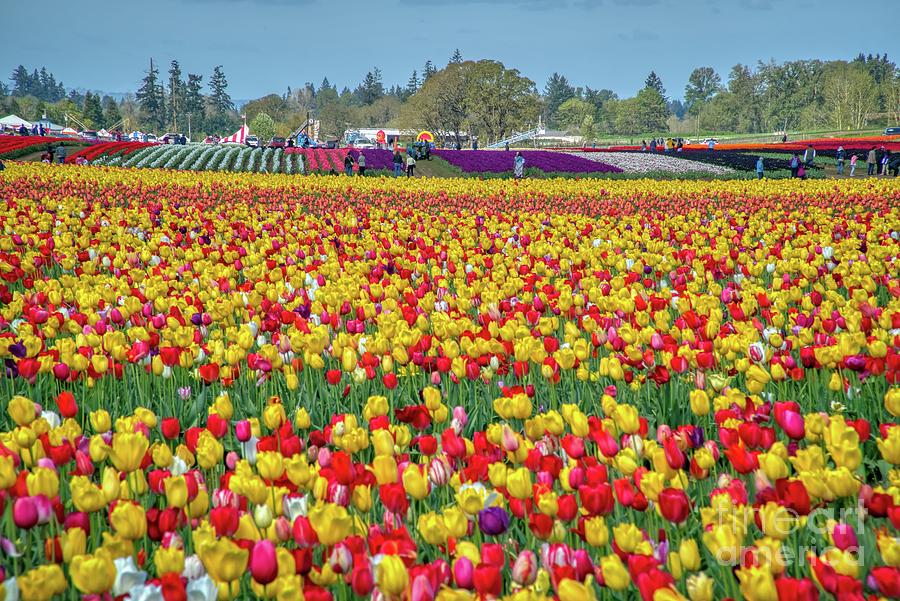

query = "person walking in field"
[
  {"left": 849, "top": 153, "right": 858, "bottom": 177},
  {"left": 803, "top": 145, "right": 815, "bottom": 168},
  {"left": 55, "top": 145, "right": 67, "bottom": 164},
  {"left": 867, "top": 147, "right": 877, "bottom": 176},
  {"left": 883, "top": 150, "right": 892, "bottom": 176},
  {"left": 756, "top": 156, "right": 764, "bottom": 179},
  {"left": 357, "top": 152, "right": 366, "bottom": 176},
  {"left": 393, "top": 150, "right": 404, "bottom": 177},
  {"left": 406, "top": 153, "right": 416, "bottom": 177},
  {"left": 343, "top": 153, "right": 354, "bottom": 176},
  {"left": 789, "top": 153, "right": 800, "bottom": 178},
  {"left": 836, "top": 146, "right": 845, "bottom": 175},
  {"left": 514, "top": 152, "right": 525, "bottom": 179}
]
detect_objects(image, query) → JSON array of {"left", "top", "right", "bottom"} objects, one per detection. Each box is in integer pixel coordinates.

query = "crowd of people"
[{"left": 786, "top": 144, "right": 898, "bottom": 178}]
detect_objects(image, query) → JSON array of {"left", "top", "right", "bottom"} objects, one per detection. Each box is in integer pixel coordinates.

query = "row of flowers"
[
  {"left": 578, "top": 134, "right": 900, "bottom": 154},
  {"left": 568, "top": 152, "right": 736, "bottom": 176},
  {"left": 0, "top": 135, "right": 79, "bottom": 160},
  {"left": 432, "top": 150, "right": 622, "bottom": 174},
  {"left": 0, "top": 163, "right": 899, "bottom": 600},
  {"left": 65, "top": 142, "right": 154, "bottom": 165}
]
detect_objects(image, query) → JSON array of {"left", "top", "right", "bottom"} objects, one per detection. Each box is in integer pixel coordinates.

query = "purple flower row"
[
  {"left": 432, "top": 150, "right": 622, "bottom": 174},
  {"left": 349, "top": 149, "right": 395, "bottom": 171}
]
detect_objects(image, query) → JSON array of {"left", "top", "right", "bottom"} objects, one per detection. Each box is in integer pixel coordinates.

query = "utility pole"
[
  {"left": 187, "top": 113, "right": 191, "bottom": 141},
  {"left": 171, "top": 72, "right": 177, "bottom": 132}
]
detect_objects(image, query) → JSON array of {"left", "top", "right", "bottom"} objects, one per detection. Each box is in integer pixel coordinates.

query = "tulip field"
[{"left": 2, "top": 161, "right": 900, "bottom": 601}]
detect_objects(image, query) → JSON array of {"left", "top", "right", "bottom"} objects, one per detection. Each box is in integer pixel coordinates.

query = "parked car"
[
  {"left": 268, "top": 137, "right": 286, "bottom": 149},
  {"left": 246, "top": 135, "right": 259, "bottom": 148},
  {"left": 145, "top": 134, "right": 158, "bottom": 143},
  {"left": 352, "top": 138, "right": 376, "bottom": 149},
  {"left": 80, "top": 130, "right": 99, "bottom": 142},
  {"left": 886, "top": 127, "right": 900, "bottom": 135}
]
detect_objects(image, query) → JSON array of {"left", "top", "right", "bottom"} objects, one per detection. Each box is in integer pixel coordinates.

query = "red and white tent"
[{"left": 221, "top": 124, "right": 249, "bottom": 144}]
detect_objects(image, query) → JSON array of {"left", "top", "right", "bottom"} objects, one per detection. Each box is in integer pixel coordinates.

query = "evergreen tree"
[
  {"left": 357, "top": 67, "right": 384, "bottom": 105},
  {"left": 207, "top": 66, "right": 237, "bottom": 133},
  {"left": 136, "top": 58, "right": 166, "bottom": 131},
  {"left": 184, "top": 73, "right": 205, "bottom": 133},
  {"left": 450, "top": 49, "right": 463, "bottom": 64},
  {"left": 0, "top": 81, "right": 8, "bottom": 97},
  {"left": 10, "top": 65, "right": 30, "bottom": 96},
  {"left": 102, "top": 96, "right": 122, "bottom": 130},
  {"left": 543, "top": 72, "right": 576, "bottom": 127},
  {"left": 83, "top": 92, "right": 104, "bottom": 128},
  {"left": 644, "top": 71, "right": 667, "bottom": 100},
  {"left": 38, "top": 67, "right": 51, "bottom": 99},
  {"left": 423, "top": 60, "right": 437, "bottom": 81},
  {"left": 635, "top": 86, "right": 669, "bottom": 132},
  {"left": 167, "top": 60, "right": 185, "bottom": 130},
  {"left": 209, "top": 65, "right": 234, "bottom": 113},
  {"left": 406, "top": 70, "right": 419, "bottom": 96},
  {"left": 320, "top": 77, "right": 333, "bottom": 92}
]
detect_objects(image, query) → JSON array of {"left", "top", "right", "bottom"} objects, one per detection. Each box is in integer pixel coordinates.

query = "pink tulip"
[
  {"left": 13, "top": 497, "right": 38, "bottom": 529},
  {"left": 411, "top": 574, "right": 435, "bottom": 601},
  {"left": 235, "top": 420, "right": 252, "bottom": 442},
  {"left": 832, "top": 522, "right": 858, "bottom": 551},
  {"left": 453, "top": 556, "right": 474, "bottom": 589},
  {"left": 249, "top": 539, "right": 278, "bottom": 585}
]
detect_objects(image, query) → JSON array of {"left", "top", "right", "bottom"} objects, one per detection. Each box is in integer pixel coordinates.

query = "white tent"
[{"left": 0, "top": 114, "right": 32, "bottom": 129}]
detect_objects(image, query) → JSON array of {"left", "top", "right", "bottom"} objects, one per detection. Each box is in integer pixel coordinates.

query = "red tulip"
[
  {"left": 473, "top": 564, "right": 501, "bottom": 597},
  {"left": 209, "top": 506, "right": 240, "bottom": 537},
  {"left": 775, "top": 575, "right": 822, "bottom": 601},
  {"left": 350, "top": 564, "right": 374, "bottom": 596},
  {"left": 871, "top": 567, "right": 900, "bottom": 598},
  {"left": 54, "top": 391, "right": 77, "bottom": 418},
  {"left": 161, "top": 417, "right": 181, "bottom": 440},
  {"left": 658, "top": 488, "right": 690, "bottom": 523}
]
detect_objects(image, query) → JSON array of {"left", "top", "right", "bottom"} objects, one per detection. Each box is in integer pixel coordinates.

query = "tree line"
[{"left": 3, "top": 51, "right": 898, "bottom": 142}]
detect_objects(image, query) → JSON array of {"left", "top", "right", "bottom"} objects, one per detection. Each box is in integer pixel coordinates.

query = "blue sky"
[{"left": 1, "top": 0, "right": 894, "bottom": 102}]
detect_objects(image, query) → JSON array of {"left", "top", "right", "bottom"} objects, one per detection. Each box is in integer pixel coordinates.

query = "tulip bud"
[
  {"left": 329, "top": 543, "right": 353, "bottom": 575},
  {"left": 453, "top": 556, "right": 474, "bottom": 589},
  {"left": 512, "top": 550, "right": 538, "bottom": 585},
  {"left": 253, "top": 504, "right": 273, "bottom": 529}
]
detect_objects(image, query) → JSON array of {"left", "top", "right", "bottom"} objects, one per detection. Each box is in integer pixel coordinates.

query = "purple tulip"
[
  {"left": 478, "top": 506, "right": 510, "bottom": 536},
  {"left": 432, "top": 150, "right": 622, "bottom": 174}
]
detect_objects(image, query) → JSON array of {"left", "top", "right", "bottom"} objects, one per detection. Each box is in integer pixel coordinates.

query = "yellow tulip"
[
  {"left": 377, "top": 555, "right": 409, "bottom": 595},
  {"left": 107, "top": 432, "right": 149, "bottom": 472},
  {"left": 599, "top": 554, "right": 629, "bottom": 590},
  {"left": 308, "top": 503, "right": 353, "bottom": 546},
  {"left": 155, "top": 546, "right": 185, "bottom": 575},
  {"left": 110, "top": 502, "right": 147, "bottom": 539},
  {"left": 558, "top": 578, "right": 597, "bottom": 601},
  {"left": 402, "top": 464, "right": 429, "bottom": 500},
  {"left": 70, "top": 548, "right": 116, "bottom": 594},
  {"left": 507, "top": 467, "right": 532, "bottom": 500}
]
